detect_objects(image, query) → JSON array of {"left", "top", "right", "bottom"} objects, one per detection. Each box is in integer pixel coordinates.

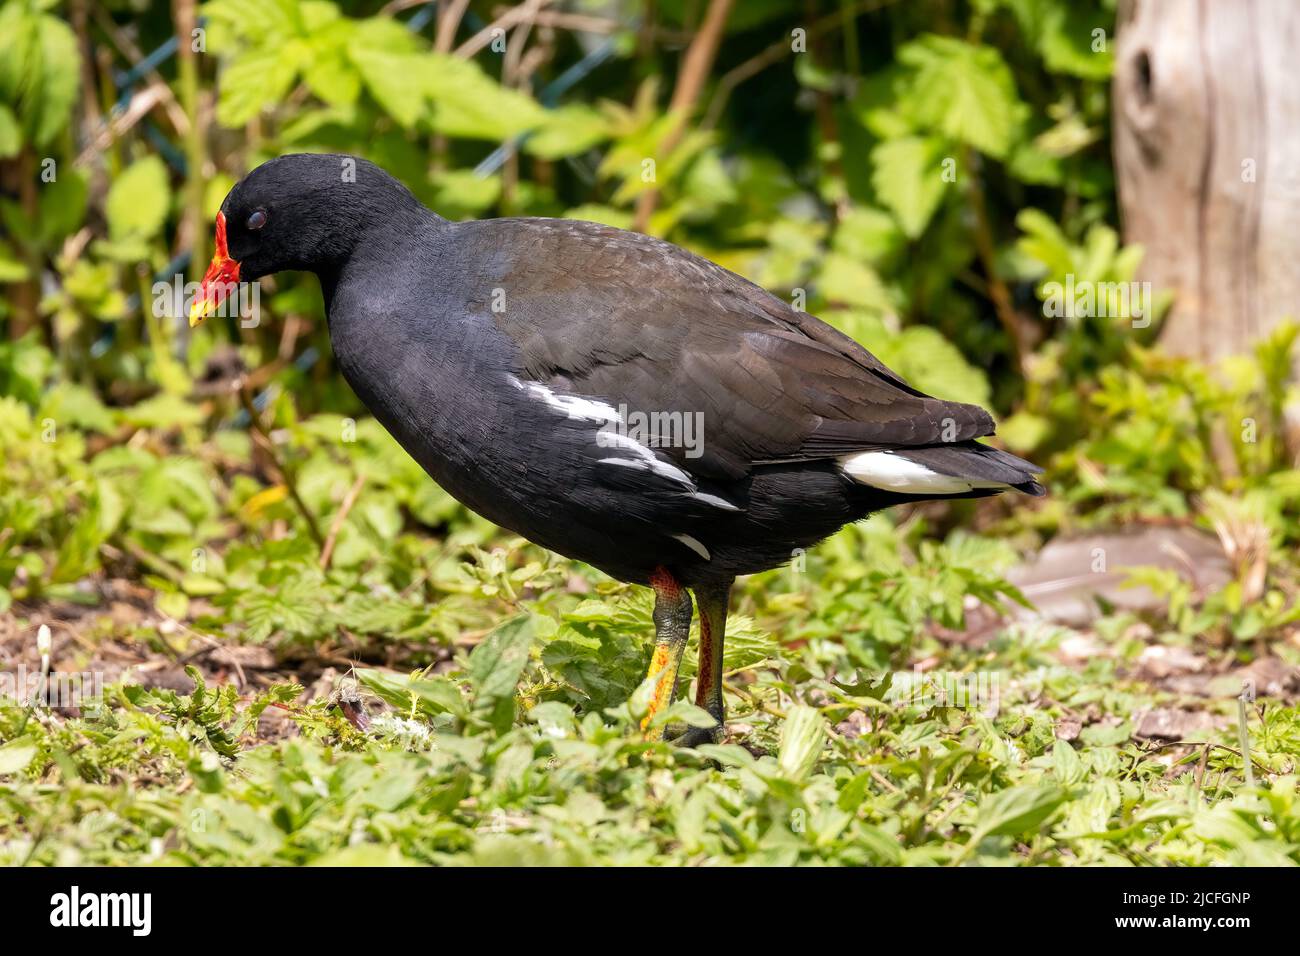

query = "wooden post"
[{"left": 1113, "top": 0, "right": 1300, "bottom": 360}]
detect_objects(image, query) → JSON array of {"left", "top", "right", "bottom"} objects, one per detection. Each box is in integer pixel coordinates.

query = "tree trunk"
[{"left": 1113, "top": 0, "right": 1300, "bottom": 360}]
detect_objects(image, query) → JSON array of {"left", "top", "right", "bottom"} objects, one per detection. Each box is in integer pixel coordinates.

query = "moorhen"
[{"left": 190, "top": 154, "right": 1044, "bottom": 745}]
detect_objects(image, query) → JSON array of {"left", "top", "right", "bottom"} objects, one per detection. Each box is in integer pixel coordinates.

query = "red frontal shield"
[{"left": 189, "top": 212, "right": 241, "bottom": 326}]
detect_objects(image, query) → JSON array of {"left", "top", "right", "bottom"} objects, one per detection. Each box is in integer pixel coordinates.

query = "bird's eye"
[{"left": 246, "top": 209, "right": 268, "bottom": 231}]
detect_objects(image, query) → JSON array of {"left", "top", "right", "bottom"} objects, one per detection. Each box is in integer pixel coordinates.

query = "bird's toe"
[{"left": 667, "top": 721, "right": 724, "bottom": 748}]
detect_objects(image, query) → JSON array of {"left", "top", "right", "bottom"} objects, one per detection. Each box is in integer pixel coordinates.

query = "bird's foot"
[
  {"left": 668, "top": 721, "right": 723, "bottom": 747},
  {"left": 665, "top": 707, "right": 724, "bottom": 747}
]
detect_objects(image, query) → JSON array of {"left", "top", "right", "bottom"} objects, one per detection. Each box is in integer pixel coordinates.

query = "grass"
[{"left": 1, "top": 349, "right": 1299, "bottom": 866}]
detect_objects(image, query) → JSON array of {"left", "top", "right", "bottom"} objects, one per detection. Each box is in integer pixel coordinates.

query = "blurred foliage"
[
  {"left": 0, "top": 0, "right": 1131, "bottom": 412},
  {"left": 2, "top": 0, "right": 1299, "bottom": 866}
]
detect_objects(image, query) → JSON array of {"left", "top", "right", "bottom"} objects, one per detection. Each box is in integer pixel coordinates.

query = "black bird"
[{"left": 190, "top": 154, "right": 1044, "bottom": 744}]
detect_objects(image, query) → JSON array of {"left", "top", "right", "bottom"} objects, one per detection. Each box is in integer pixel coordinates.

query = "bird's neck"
[{"left": 317, "top": 204, "right": 446, "bottom": 312}]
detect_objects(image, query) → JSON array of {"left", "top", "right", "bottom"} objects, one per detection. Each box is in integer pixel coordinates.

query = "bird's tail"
[
  {"left": 841, "top": 442, "right": 1046, "bottom": 496},
  {"left": 898, "top": 442, "right": 1046, "bottom": 496}
]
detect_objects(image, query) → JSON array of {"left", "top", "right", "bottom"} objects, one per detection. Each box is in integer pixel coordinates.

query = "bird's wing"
[{"left": 475, "top": 218, "right": 995, "bottom": 480}]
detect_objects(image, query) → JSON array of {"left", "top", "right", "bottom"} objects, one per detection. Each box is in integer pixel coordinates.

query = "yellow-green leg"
[{"left": 640, "top": 567, "right": 693, "bottom": 740}]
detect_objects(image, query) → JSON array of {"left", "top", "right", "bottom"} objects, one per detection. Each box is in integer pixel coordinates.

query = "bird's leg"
[
  {"left": 694, "top": 579, "right": 732, "bottom": 725},
  {"left": 670, "top": 578, "right": 732, "bottom": 747},
  {"left": 640, "top": 567, "right": 694, "bottom": 740}
]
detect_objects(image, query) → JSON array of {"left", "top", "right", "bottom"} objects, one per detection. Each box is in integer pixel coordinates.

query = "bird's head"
[{"left": 189, "top": 153, "right": 426, "bottom": 326}]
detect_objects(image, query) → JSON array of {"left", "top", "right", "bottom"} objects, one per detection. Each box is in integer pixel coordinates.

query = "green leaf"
[
  {"left": 302, "top": 58, "right": 359, "bottom": 108},
  {"left": 468, "top": 613, "right": 534, "bottom": 703},
  {"left": 193, "top": 167, "right": 229, "bottom": 212},
  {"left": 1004, "top": 0, "right": 1115, "bottom": 79},
  {"left": 1006, "top": 140, "right": 1063, "bottom": 185},
  {"left": 816, "top": 253, "right": 895, "bottom": 311},
  {"left": 119, "top": 392, "right": 204, "bottom": 428},
  {"left": 0, "top": 737, "right": 37, "bottom": 775},
  {"left": 310, "top": 844, "right": 421, "bottom": 866},
  {"left": 302, "top": 20, "right": 360, "bottom": 107},
  {"left": 825, "top": 309, "right": 991, "bottom": 406},
  {"left": 217, "top": 45, "right": 305, "bottom": 127},
  {"left": 1014, "top": 207, "right": 1073, "bottom": 277},
  {"left": 778, "top": 704, "right": 826, "bottom": 780},
  {"left": 105, "top": 157, "right": 170, "bottom": 240},
  {"left": 357, "top": 668, "right": 466, "bottom": 719},
  {"left": 898, "top": 35, "right": 1025, "bottom": 158},
  {"left": 203, "top": 0, "right": 302, "bottom": 41},
  {"left": 41, "top": 385, "right": 114, "bottom": 434},
  {"left": 0, "top": 5, "right": 80, "bottom": 148},
  {"left": 891, "top": 326, "right": 992, "bottom": 406},
  {"left": 349, "top": 49, "right": 429, "bottom": 128},
  {"left": 342, "top": 17, "right": 427, "bottom": 126},
  {"left": 832, "top": 205, "right": 905, "bottom": 266},
  {"left": 300, "top": 0, "right": 342, "bottom": 30},
  {"left": 870, "top": 136, "right": 950, "bottom": 239},
  {"left": 998, "top": 410, "right": 1051, "bottom": 452},
  {"left": 31, "top": 15, "right": 79, "bottom": 148},
  {"left": 1051, "top": 740, "right": 1085, "bottom": 786},
  {"left": 431, "top": 170, "right": 502, "bottom": 217},
  {"left": 972, "top": 784, "right": 1068, "bottom": 840},
  {"left": 38, "top": 169, "right": 88, "bottom": 244},
  {"left": 525, "top": 104, "right": 611, "bottom": 160},
  {"left": 0, "top": 252, "right": 28, "bottom": 282},
  {"left": 423, "top": 54, "right": 547, "bottom": 141},
  {"left": 228, "top": 575, "right": 329, "bottom": 643}
]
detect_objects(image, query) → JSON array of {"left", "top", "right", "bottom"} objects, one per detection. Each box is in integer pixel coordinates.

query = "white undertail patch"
[{"left": 840, "top": 451, "right": 1012, "bottom": 494}]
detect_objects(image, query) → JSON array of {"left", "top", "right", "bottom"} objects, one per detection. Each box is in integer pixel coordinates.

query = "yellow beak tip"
[{"left": 188, "top": 303, "right": 209, "bottom": 328}]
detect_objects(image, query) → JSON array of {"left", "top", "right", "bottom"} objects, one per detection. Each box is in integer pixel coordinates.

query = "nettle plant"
[
  {"left": 2, "top": 0, "right": 1125, "bottom": 416},
  {"left": 1052, "top": 324, "right": 1300, "bottom": 521},
  {"left": 737, "top": 1, "right": 1117, "bottom": 389},
  {"left": 198, "top": 0, "right": 608, "bottom": 221},
  {"left": 1, "top": 1, "right": 188, "bottom": 391}
]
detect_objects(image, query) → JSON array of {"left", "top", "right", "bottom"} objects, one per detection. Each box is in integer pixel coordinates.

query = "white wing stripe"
[
  {"left": 508, "top": 375, "right": 621, "bottom": 423},
  {"left": 510, "top": 375, "right": 739, "bottom": 513},
  {"left": 672, "top": 533, "right": 711, "bottom": 560}
]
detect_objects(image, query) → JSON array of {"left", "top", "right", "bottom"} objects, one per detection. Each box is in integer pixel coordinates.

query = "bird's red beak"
[{"left": 189, "top": 211, "right": 241, "bottom": 327}]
